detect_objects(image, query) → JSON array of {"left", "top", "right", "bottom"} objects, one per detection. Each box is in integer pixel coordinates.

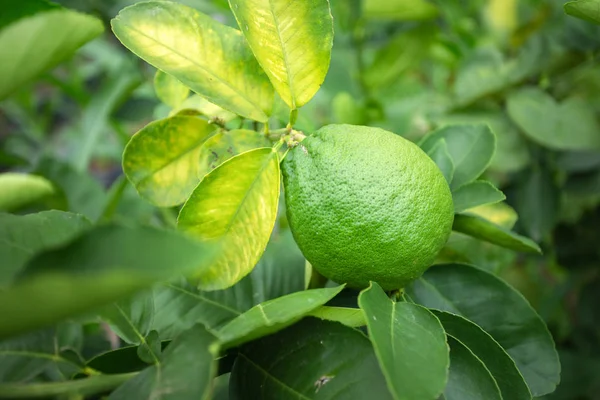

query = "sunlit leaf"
[
  {"left": 307, "top": 306, "right": 366, "bottom": 328},
  {"left": 229, "top": 0, "right": 333, "bottom": 109},
  {"left": 217, "top": 286, "right": 344, "bottom": 349},
  {"left": 197, "top": 129, "right": 271, "bottom": 179},
  {"left": 178, "top": 148, "right": 280, "bottom": 290},
  {"left": 0, "top": 173, "right": 55, "bottom": 211},
  {"left": 362, "top": 0, "right": 438, "bottom": 21},
  {"left": 358, "top": 282, "right": 449, "bottom": 400},
  {"left": 406, "top": 263, "right": 560, "bottom": 396},
  {"left": 453, "top": 213, "right": 541, "bottom": 254},
  {"left": 154, "top": 70, "right": 189, "bottom": 108},
  {"left": 123, "top": 116, "right": 217, "bottom": 207},
  {"left": 565, "top": 0, "right": 600, "bottom": 25},
  {"left": 507, "top": 87, "right": 600, "bottom": 150},
  {"left": 0, "top": 4, "right": 103, "bottom": 100},
  {"left": 111, "top": 1, "right": 274, "bottom": 121}
]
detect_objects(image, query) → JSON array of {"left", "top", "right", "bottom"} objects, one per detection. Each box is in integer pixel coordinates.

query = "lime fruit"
[{"left": 282, "top": 124, "right": 454, "bottom": 290}]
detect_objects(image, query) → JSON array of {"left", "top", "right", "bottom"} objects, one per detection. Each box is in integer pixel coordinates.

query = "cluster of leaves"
[{"left": 2, "top": 0, "right": 600, "bottom": 398}]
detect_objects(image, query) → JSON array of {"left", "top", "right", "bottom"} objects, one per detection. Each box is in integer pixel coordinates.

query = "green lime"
[{"left": 282, "top": 124, "right": 454, "bottom": 290}]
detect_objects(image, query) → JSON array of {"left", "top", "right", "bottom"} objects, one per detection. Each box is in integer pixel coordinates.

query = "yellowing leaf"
[
  {"left": 229, "top": 0, "right": 333, "bottom": 109},
  {"left": 154, "top": 70, "right": 189, "bottom": 108},
  {"left": 123, "top": 116, "right": 218, "bottom": 207},
  {"left": 111, "top": 1, "right": 274, "bottom": 122},
  {"left": 178, "top": 148, "right": 280, "bottom": 290}
]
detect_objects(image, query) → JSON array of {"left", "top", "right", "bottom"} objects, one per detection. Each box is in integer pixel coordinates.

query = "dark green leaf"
[
  {"left": 230, "top": 318, "right": 393, "bottom": 400},
  {"left": 0, "top": 225, "right": 215, "bottom": 339},
  {"left": 150, "top": 228, "right": 306, "bottom": 339},
  {"left": 420, "top": 125, "right": 496, "bottom": 189},
  {"left": 0, "top": 211, "right": 90, "bottom": 286},
  {"left": 358, "top": 282, "right": 449, "bottom": 400},
  {"left": 123, "top": 116, "right": 217, "bottom": 207},
  {"left": 406, "top": 263, "right": 560, "bottom": 396},
  {"left": 217, "top": 286, "right": 344, "bottom": 349},
  {"left": 109, "top": 324, "right": 219, "bottom": 400},
  {"left": 0, "top": 372, "right": 135, "bottom": 399},
  {"left": 514, "top": 165, "right": 560, "bottom": 242},
  {"left": 432, "top": 311, "right": 531, "bottom": 400},
  {"left": 443, "top": 337, "right": 502, "bottom": 400},
  {"left": 452, "top": 181, "right": 505, "bottom": 213},
  {"left": 99, "top": 291, "right": 155, "bottom": 346},
  {"left": 453, "top": 213, "right": 541, "bottom": 254},
  {"left": 178, "top": 148, "right": 280, "bottom": 291}
]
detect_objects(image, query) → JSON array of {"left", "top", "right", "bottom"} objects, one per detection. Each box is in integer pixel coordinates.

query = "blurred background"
[{"left": 1, "top": 1, "right": 600, "bottom": 398}]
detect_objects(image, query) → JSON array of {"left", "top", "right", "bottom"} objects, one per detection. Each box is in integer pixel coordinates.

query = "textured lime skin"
[{"left": 282, "top": 124, "right": 454, "bottom": 290}]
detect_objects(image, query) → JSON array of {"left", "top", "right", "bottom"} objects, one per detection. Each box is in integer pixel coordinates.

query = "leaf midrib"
[
  {"left": 115, "top": 18, "right": 263, "bottom": 118},
  {"left": 268, "top": 0, "right": 296, "bottom": 108}
]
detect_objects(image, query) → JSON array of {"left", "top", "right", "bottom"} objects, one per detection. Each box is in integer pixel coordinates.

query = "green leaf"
[
  {"left": 0, "top": 328, "right": 83, "bottom": 383},
  {"left": 420, "top": 125, "right": 496, "bottom": 189},
  {"left": 229, "top": 0, "right": 333, "bottom": 109},
  {"left": 0, "top": 0, "right": 60, "bottom": 29},
  {"left": 362, "top": 0, "right": 438, "bottom": 21},
  {"left": 178, "top": 148, "right": 280, "bottom": 291},
  {"left": 0, "top": 372, "right": 135, "bottom": 399},
  {"left": 425, "top": 139, "right": 455, "bottom": 185},
  {"left": 150, "top": 228, "right": 306, "bottom": 339},
  {"left": 452, "top": 181, "right": 505, "bottom": 213},
  {"left": 85, "top": 345, "right": 149, "bottom": 375},
  {"left": 443, "top": 337, "right": 502, "bottom": 400},
  {"left": 406, "top": 263, "right": 560, "bottom": 396},
  {"left": 111, "top": 1, "right": 274, "bottom": 122},
  {"left": 123, "top": 116, "right": 217, "bottom": 207},
  {"left": 230, "top": 318, "right": 394, "bottom": 400},
  {"left": 0, "top": 5, "right": 103, "bottom": 100},
  {"left": 154, "top": 70, "right": 189, "bottom": 108},
  {"left": 217, "top": 286, "right": 344, "bottom": 349},
  {"left": 99, "top": 292, "right": 155, "bottom": 347},
  {"left": 109, "top": 324, "right": 219, "bottom": 400},
  {"left": 358, "top": 282, "right": 449, "bottom": 400},
  {"left": 0, "top": 225, "right": 215, "bottom": 339},
  {"left": 74, "top": 59, "right": 142, "bottom": 173},
  {"left": 507, "top": 87, "right": 600, "bottom": 150},
  {"left": 173, "top": 95, "right": 237, "bottom": 121},
  {"left": 431, "top": 311, "right": 531, "bottom": 400},
  {"left": 0, "top": 173, "right": 55, "bottom": 211},
  {"left": 136, "top": 330, "right": 161, "bottom": 365},
  {"left": 364, "top": 27, "right": 435, "bottom": 89},
  {"left": 453, "top": 213, "right": 541, "bottom": 254},
  {"left": 0, "top": 211, "right": 90, "bottom": 286},
  {"left": 197, "top": 129, "right": 271, "bottom": 179},
  {"left": 565, "top": 0, "right": 600, "bottom": 25},
  {"left": 433, "top": 112, "right": 530, "bottom": 173},
  {"left": 307, "top": 306, "right": 366, "bottom": 328}
]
